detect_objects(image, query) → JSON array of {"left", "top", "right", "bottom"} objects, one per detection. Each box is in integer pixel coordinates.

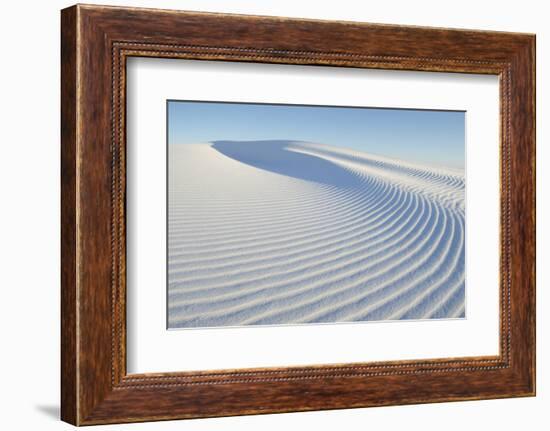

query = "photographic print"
[{"left": 167, "top": 101, "right": 465, "bottom": 329}]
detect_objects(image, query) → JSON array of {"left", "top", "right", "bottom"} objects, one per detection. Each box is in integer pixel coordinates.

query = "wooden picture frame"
[{"left": 61, "top": 4, "right": 535, "bottom": 425}]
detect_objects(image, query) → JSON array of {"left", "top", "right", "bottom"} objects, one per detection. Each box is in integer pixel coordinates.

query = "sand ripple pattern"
[{"left": 168, "top": 140, "right": 465, "bottom": 329}]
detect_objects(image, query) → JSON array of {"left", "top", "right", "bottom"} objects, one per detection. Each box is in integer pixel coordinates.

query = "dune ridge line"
[{"left": 167, "top": 140, "right": 465, "bottom": 329}]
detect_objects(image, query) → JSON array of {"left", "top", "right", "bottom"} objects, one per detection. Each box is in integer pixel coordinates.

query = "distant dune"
[{"left": 168, "top": 140, "right": 465, "bottom": 329}]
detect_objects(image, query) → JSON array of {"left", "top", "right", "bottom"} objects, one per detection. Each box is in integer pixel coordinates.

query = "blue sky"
[{"left": 168, "top": 100, "right": 465, "bottom": 169}]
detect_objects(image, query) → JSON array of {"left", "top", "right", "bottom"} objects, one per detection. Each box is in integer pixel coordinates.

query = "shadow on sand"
[{"left": 212, "top": 140, "right": 363, "bottom": 188}]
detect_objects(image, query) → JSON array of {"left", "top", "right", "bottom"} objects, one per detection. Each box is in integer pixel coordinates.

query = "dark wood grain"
[
  {"left": 61, "top": 4, "right": 536, "bottom": 425},
  {"left": 60, "top": 5, "right": 78, "bottom": 425}
]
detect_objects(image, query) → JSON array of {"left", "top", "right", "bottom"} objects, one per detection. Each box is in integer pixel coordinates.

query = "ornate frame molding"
[{"left": 61, "top": 5, "right": 535, "bottom": 425}]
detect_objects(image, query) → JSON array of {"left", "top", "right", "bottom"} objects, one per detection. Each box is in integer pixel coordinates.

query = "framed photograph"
[{"left": 61, "top": 4, "right": 536, "bottom": 425}]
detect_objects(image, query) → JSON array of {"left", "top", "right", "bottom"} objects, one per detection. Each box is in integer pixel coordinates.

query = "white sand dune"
[{"left": 167, "top": 140, "right": 465, "bottom": 329}]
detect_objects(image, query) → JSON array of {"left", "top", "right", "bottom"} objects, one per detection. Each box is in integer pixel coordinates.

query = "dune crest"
[{"left": 168, "top": 140, "right": 465, "bottom": 329}]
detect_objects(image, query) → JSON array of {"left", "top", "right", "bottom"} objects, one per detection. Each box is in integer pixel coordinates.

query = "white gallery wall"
[{"left": 0, "top": 0, "right": 546, "bottom": 430}]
